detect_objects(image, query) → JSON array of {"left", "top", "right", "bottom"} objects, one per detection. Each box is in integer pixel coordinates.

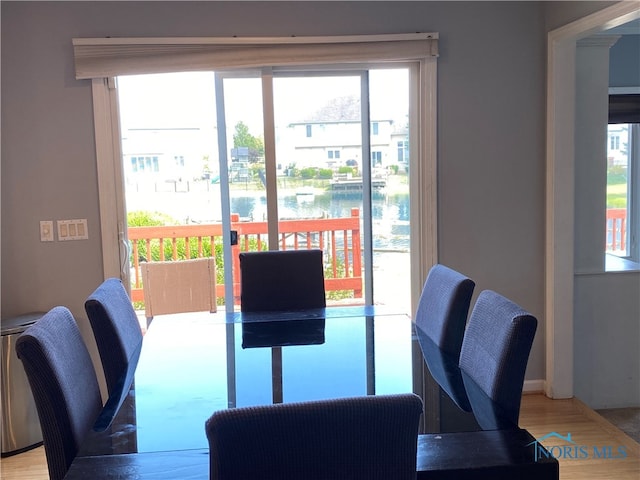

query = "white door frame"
[
  {"left": 92, "top": 77, "right": 129, "bottom": 288},
  {"left": 545, "top": 2, "right": 640, "bottom": 398}
]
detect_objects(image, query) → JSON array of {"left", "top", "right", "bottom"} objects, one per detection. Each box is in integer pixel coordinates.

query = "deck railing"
[
  {"left": 606, "top": 208, "right": 627, "bottom": 252},
  {"left": 128, "top": 208, "right": 362, "bottom": 305}
]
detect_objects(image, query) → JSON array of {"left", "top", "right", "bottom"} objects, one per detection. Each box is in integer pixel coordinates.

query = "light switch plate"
[
  {"left": 57, "top": 219, "right": 88, "bottom": 241},
  {"left": 40, "top": 220, "right": 54, "bottom": 242}
]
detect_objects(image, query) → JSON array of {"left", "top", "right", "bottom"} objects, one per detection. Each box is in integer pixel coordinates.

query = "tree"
[{"left": 233, "top": 121, "right": 264, "bottom": 163}]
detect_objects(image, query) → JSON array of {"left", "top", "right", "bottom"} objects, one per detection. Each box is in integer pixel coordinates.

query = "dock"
[{"left": 329, "top": 178, "right": 386, "bottom": 194}]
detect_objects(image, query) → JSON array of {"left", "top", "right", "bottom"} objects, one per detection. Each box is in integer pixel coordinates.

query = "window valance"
[{"left": 72, "top": 33, "right": 438, "bottom": 80}]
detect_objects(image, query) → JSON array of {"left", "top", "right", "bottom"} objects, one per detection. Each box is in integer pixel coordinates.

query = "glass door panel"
[
  {"left": 215, "top": 75, "right": 266, "bottom": 308},
  {"left": 220, "top": 77, "right": 267, "bottom": 223},
  {"left": 117, "top": 72, "right": 230, "bottom": 310},
  {"left": 369, "top": 68, "right": 411, "bottom": 311},
  {"left": 273, "top": 74, "right": 366, "bottom": 306},
  {"left": 271, "top": 69, "right": 411, "bottom": 310}
]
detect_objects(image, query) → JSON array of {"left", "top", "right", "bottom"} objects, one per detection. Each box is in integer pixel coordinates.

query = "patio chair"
[
  {"left": 16, "top": 306, "right": 103, "bottom": 480},
  {"left": 205, "top": 393, "right": 423, "bottom": 480},
  {"left": 140, "top": 257, "right": 217, "bottom": 325}
]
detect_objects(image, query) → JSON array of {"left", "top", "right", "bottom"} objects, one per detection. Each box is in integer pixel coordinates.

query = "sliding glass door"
[
  {"left": 118, "top": 66, "right": 412, "bottom": 311},
  {"left": 215, "top": 68, "right": 412, "bottom": 309}
]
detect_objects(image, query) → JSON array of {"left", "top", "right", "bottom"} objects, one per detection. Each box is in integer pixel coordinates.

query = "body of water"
[
  {"left": 231, "top": 192, "right": 410, "bottom": 252},
  {"left": 128, "top": 185, "right": 410, "bottom": 252}
]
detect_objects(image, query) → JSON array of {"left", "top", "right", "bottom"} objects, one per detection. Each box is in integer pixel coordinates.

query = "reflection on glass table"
[
  {"left": 83, "top": 307, "right": 414, "bottom": 456},
  {"left": 416, "top": 324, "right": 520, "bottom": 432},
  {"left": 241, "top": 317, "right": 326, "bottom": 348}
]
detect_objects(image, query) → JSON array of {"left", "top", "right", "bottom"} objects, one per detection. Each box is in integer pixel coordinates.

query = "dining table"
[{"left": 64, "top": 305, "right": 558, "bottom": 479}]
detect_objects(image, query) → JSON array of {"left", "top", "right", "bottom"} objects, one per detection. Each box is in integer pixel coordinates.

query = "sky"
[{"left": 117, "top": 68, "right": 409, "bottom": 137}]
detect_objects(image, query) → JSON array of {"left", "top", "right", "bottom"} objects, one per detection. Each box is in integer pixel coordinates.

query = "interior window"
[{"left": 606, "top": 122, "right": 639, "bottom": 269}]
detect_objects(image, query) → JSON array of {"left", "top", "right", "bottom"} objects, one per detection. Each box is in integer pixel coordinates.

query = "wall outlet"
[{"left": 40, "top": 220, "right": 54, "bottom": 242}]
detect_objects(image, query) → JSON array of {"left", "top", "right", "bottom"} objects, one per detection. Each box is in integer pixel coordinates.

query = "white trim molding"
[{"left": 523, "top": 379, "right": 546, "bottom": 394}]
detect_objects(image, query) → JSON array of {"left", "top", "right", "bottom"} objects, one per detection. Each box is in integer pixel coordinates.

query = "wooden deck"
[
  {"left": 128, "top": 209, "right": 363, "bottom": 305},
  {"left": 606, "top": 207, "right": 627, "bottom": 252}
]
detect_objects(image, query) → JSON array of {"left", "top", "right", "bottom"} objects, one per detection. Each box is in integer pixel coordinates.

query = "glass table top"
[
  {"left": 82, "top": 305, "right": 519, "bottom": 457},
  {"left": 83, "top": 307, "right": 416, "bottom": 455}
]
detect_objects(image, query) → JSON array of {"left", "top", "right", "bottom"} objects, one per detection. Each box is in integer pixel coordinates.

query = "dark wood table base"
[
  {"left": 416, "top": 429, "right": 558, "bottom": 479},
  {"left": 65, "top": 429, "right": 558, "bottom": 479}
]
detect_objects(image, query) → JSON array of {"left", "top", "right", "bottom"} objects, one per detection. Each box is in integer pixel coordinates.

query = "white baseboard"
[{"left": 523, "top": 379, "right": 545, "bottom": 394}]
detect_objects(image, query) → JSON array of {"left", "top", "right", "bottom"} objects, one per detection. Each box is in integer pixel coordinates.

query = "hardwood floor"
[
  {"left": 519, "top": 394, "right": 640, "bottom": 480},
  {"left": 1, "top": 394, "right": 638, "bottom": 480},
  {"left": 0, "top": 446, "right": 47, "bottom": 480}
]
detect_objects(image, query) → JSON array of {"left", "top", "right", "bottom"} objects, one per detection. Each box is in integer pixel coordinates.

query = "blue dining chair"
[
  {"left": 415, "top": 264, "right": 475, "bottom": 359},
  {"left": 414, "top": 264, "right": 475, "bottom": 411},
  {"left": 239, "top": 249, "right": 326, "bottom": 312},
  {"left": 205, "top": 393, "right": 423, "bottom": 480},
  {"left": 85, "top": 278, "right": 143, "bottom": 397},
  {"left": 459, "top": 290, "right": 538, "bottom": 429},
  {"left": 16, "top": 306, "right": 103, "bottom": 480}
]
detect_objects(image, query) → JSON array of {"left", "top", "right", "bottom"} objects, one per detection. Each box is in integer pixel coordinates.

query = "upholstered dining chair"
[
  {"left": 16, "top": 306, "right": 103, "bottom": 480},
  {"left": 85, "top": 278, "right": 143, "bottom": 397},
  {"left": 458, "top": 290, "right": 538, "bottom": 429},
  {"left": 414, "top": 263, "right": 475, "bottom": 411},
  {"left": 205, "top": 393, "right": 423, "bottom": 480},
  {"left": 140, "top": 257, "right": 217, "bottom": 324},
  {"left": 239, "top": 249, "right": 326, "bottom": 312}
]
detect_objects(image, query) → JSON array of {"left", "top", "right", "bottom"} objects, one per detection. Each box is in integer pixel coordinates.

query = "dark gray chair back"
[
  {"left": 16, "top": 306, "right": 103, "bottom": 480},
  {"left": 415, "top": 264, "right": 475, "bottom": 358},
  {"left": 239, "top": 249, "right": 326, "bottom": 312},
  {"left": 414, "top": 264, "right": 475, "bottom": 411},
  {"left": 459, "top": 290, "right": 537, "bottom": 428},
  {"left": 85, "top": 278, "right": 143, "bottom": 396},
  {"left": 205, "top": 394, "right": 423, "bottom": 480}
]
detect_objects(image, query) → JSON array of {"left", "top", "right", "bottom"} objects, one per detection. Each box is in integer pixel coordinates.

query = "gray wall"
[
  {"left": 574, "top": 273, "right": 640, "bottom": 408},
  {"left": 610, "top": 34, "right": 640, "bottom": 88},
  {"left": 0, "top": 1, "right": 622, "bottom": 397},
  {"left": 543, "top": 0, "right": 617, "bottom": 30}
]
